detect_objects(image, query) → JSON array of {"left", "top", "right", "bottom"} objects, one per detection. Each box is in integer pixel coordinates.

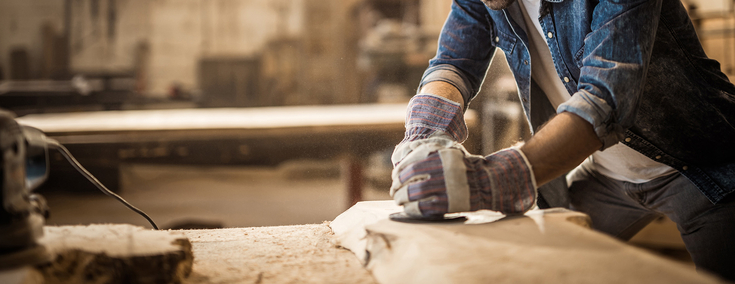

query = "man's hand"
[
  {"left": 391, "top": 93, "right": 468, "bottom": 166},
  {"left": 391, "top": 92, "right": 536, "bottom": 217},
  {"left": 390, "top": 141, "right": 537, "bottom": 217},
  {"left": 395, "top": 79, "right": 603, "bottom": 218}
]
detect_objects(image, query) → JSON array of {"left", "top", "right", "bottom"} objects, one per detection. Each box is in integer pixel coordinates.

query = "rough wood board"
[
  {"left": 180, "top": 223, "right": 377, "bottom": 284},
  {"left": 37, "top": 224, "right": 192, "bottom": 284},
  {"left": 331, "top": 201, "right": 725, "bottom": 284},
  {"left": 330, "top": 201, "right": 404, "bottom": 263}
]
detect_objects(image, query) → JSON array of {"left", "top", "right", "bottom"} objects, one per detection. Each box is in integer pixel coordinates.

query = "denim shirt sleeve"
[
  {"left": 419, "top": 0, "right": 497, "bottom": 108},
  {"left": 557, "top": 0, "right": 664, "bottom": 150}
]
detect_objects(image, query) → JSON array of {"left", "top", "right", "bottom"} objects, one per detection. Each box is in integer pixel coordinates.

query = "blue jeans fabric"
[{"left": 568, "top": 161, "right": 735, "bottom": 281}]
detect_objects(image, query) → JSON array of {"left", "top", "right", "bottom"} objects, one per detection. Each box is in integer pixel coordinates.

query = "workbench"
[
  {"left": 17, "top": 105, "right": 478, "bottom": 207},
  {"left": 0, "top": 223, "right": 377, "bottom": 284},
  {"left": 330, "top": 201, "right": 725, "bottom": 284},
  {"left": 2, "top": 201, "right": 724, "bottom": 284},
  {"left": 180, "top": 223, "right": 377, "bottom": 283}
]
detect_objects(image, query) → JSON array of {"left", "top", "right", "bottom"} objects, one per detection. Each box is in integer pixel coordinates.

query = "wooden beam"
[
  {"left": 37, "top": 224, "right": 192, "bottom": 284},
  {"left": 331, "top": 201, "right": 723, "bottom": 284}
]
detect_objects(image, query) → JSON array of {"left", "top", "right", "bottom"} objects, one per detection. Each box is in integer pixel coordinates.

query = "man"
[{"left": 390, "top": 0, "right": 735, "bottom": 280}]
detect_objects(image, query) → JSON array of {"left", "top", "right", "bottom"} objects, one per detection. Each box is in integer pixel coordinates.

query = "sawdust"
[{"left": 181, "top": 222, "right": 377, "bottom": 284}]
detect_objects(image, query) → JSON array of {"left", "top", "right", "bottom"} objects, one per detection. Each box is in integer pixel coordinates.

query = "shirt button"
[
  {"left": 522, "top": 97, "right": 528, "bottom": 103},
  {"left": 624, "top": 138, "right": 631, "bottom": 142},
  {"left": 547, "top": 32, "right": 553, "bottom": 38},
  {"left": 524, "top": 60, "right": 529, "bottom": 65},
  {"left": 655, "top": 155, "right": 662, "bottom": 159},
  {"left": 682, "top": 166, "right": 688, "bottom": 171},
  {"left": 563, "top": 77, "right": 570, "bottom": 83},
  {"left": 495, "top": 36, "right": 499, "bottom": 43}
]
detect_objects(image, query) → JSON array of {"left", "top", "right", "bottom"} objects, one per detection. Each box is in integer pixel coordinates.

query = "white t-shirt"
[{"left": 517, "top": 0, "right": 676, "bottom": 183}]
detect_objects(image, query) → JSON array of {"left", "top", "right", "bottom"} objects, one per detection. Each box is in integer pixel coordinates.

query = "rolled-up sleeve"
[
  {"left": 557, "top": 0, "right": 663, "bottom": 150},
  {"left": 558, "top": 90, "right": 624, "bottom": 147},
  {"left": 418, "top": 0, "right": 497, "bottom": 108},
  {"left": 419, "top": 64, "right": 473, "bottom": 103}
]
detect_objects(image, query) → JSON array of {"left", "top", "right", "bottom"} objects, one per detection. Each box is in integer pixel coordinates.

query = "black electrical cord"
[{"left": 46, "top": 138, "right": 159, "bottom": 230}]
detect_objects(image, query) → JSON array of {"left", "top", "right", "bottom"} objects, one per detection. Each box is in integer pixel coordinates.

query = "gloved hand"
[
  {"left": 390, "top": 145, "right": 537, "bottom": 217},
  {"left": 390, "top": 94, "right": 536, "bottom": 217},
  {"left": 391, "top": 94, "right": 468, "bottom": 167}
]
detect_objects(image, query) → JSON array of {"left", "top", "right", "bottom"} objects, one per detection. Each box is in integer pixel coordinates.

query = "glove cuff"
[
  {"left": 510, "top": 146, "right": 538, "bottom": 190},
  {"left": 479, "top": 148, "right": 538, "bottom": 214},
  {"left": 402, "top": 94, "right": 468, "bottom": 143}
]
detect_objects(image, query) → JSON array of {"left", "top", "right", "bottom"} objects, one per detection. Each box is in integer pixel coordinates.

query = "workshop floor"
[{"left": 42, "top": 160, "right": 391, "bottom": 229}]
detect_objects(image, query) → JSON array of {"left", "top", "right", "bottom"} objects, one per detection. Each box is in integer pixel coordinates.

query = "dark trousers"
[{"left": 568, "top": 160, "right": 735, "bottom": 281}]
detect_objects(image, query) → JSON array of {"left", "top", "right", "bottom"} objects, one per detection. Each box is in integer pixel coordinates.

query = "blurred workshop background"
[{"left": 0, "top": 0, "right": 733, "bottom": 262}]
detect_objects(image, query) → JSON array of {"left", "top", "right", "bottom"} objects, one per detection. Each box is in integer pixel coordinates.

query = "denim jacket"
[{"left": 420, "top": 0, "right": 735, "bottom": 204}]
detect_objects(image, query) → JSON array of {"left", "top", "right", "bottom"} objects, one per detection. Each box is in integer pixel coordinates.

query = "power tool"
[
  {"left": 0, "top": 109, "right": 158, "bottom": 270},
  {"left": 0, "top": 110, "right": 51, "bottom": 269}
]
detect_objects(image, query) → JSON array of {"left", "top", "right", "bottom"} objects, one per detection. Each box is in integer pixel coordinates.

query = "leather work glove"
[
  {"left": 390, "top": 145, "right": 537, "bottom": 217},
  {"left": 390, "top": 94, "right": 536, "bottom": 217}
]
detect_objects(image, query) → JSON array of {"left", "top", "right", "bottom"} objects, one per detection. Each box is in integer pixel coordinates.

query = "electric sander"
[
  {"left": 0, "top": 110, "right": 51, "bottom": 269},
  {"left": 0, "top": 109, "right": 160, "bottom": 271}
]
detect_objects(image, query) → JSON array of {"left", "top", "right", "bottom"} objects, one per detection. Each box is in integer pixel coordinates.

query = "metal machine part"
[
  {"left": 0, "top": 110, "right": 51, "bottom": 270},
  {"left": 0, "top": 108, "right": 159, "bottom": 271},
  {"left": 388, "top": 212, "right": 467, "bottom": 223}
]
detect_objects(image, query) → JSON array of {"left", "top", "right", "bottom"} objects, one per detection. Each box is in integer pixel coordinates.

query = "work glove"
[
  {"left": 390, "top": 145, "right": 537, "bottom": 217},
  {"left": 390, "top": 94, "right": 537, "bottom": 217},
  {"left": 391, "top": 94, "right": 468, "bottom": 167}
]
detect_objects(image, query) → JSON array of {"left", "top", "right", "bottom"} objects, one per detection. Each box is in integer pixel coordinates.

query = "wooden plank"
[
  {"left": 331, "top": 201, "right": 723, "bottom": 284},
  {"left": 1, "top": 223, "right": 378, "bottom": 284},
  {"left": 16, "top": 105, "right": 477, "bottom": 144},
  {"left": 37, "top": 224, "right": 192, "bottom": 284},
  {"left": 180, "top": 223, "right": 377, "bottom": 284},
  {"left": 16, "top": 105, "right": 413, "bottom": 133}
]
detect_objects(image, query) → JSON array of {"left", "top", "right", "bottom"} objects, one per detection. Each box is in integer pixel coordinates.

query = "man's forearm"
[
  {"left": 419, "top": 81, "right": 602, "bottom": 186},
  {"left": 419, "top": 81, "right": 465, "bottom": 110},
  {"left": 520, "top": 112, "right": 602, "bottom": 186}
]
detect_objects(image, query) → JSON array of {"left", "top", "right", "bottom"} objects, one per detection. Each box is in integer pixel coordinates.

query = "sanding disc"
[{"left": 388, "top": 212, "right": 467, "bottom": 223}]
